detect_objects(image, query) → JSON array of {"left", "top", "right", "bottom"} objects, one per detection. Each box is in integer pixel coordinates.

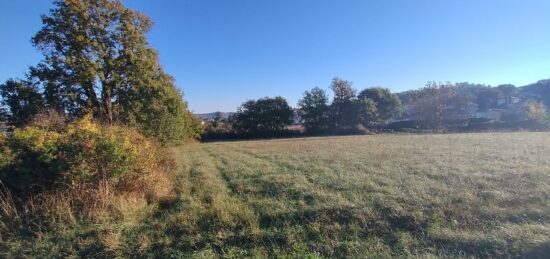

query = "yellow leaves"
[
  {"left": 66, "top": 114, "right": 100, "bottom": 135},
  {"left": 0, "top": 133, "right": 7, "bottom": 146},
  {"left": 12, "top": 127, "right": 60, "bottom": 152}
]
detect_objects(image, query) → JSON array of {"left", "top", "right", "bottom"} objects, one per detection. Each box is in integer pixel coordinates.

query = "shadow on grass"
[{"left": 520, "top": 243, "right": 550, "bottom": 259}]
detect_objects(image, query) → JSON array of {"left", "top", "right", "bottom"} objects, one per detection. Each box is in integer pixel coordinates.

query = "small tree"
[
  {"left": 524, "top": 100, "right": 548, "bottom": 122},
  {"left": 410, "top": 82, "right": 468, "bottom": 133},
  {"left": 0, "top": 79, "right": 45, "bottom": 127},
  {"left": 329, "top": 77, "right": 357, "bottom": 128},
  {"left": 212, "top": 111, "right": 224, "bottom": 128},
  {"left": 356, "top": 87, "right": 402, "bottom": 127},
  {"left": 233, "top": 97, "right": 293, "bottom": 136},
  {"left": 298, "top": 87, "right": 329, "bottom": 133}
]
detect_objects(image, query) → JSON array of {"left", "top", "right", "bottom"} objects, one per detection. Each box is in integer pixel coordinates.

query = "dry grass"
[{"left": 2, "top": 132, "right": 550, "bottom": 257}]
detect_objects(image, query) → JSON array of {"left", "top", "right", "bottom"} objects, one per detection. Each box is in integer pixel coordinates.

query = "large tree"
[
  {"left": 410, "top": 82, "right": 469, "bottom": 132},
  {"left": 329, "top": 77, "right": 356, "bottom": 128},
  {"left": 26, "top": 0, "right": 200, "bottom": 144},
  {"left": 233, "top": 97, "right": 293, "bottom": 136},
  {"left": 298, "top": 87, "right": 329, "bottom": 133},
  {"left": 356, "top": 87, "right": 402, "bottom": 127}
]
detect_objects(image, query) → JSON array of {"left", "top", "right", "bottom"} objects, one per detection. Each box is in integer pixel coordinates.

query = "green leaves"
[
  {"left": 0, "top": 0, "right": 202, "bottom": 145},
  {"left": 233, "top": 97, "right": 294, "bottom": 136}
]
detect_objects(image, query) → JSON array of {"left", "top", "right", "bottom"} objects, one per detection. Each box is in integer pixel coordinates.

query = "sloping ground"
[{"left": 157, "top": 133, "right": 550, "bottom": 257}]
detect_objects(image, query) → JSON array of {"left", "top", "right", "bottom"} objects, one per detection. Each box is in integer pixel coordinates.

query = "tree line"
[
  {"left": 1, "top": 0, "right": 548, "bottom": 142},
  {"left": 202, "top": 78, "right": 404, "bottom": 139},
  {"left": 204, "top": 80, "right": 549, "bottom": 139}
]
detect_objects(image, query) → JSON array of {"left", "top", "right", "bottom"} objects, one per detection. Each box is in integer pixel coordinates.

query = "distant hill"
[{"left": 194, "top": 112, "right": 235, "bottom": 121}]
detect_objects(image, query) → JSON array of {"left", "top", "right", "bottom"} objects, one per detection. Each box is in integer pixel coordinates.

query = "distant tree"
[
  {"left": 233, "top": 97, "right": 293, "bottom": 136},
  {"left": 522, "top": 79, "right": 550, "bottom": 108},
  {"left": 354, "top": 97, "right": 378, "bottom": 128},
  {"left": 476, "top": 88, "right": 500, "bottom": 111},
  {"left": 524, "top": 100, "right": 548, "bottom": 122},
  {"left": 0, "top": 79, "right": 45, "bottom": 127},
  {"left": 212, "top": 111, "right": 224, "bottom": 128},
  {"left": 24, "top": 0, "right": 200, "bottom": 144},
  {"left": 329, "top": 77, "right": 357, "bottom": 128},
  {"left": 298, "top": 87, "right": 329, "bottom": 133},
  {"left": 497, "top": 84, "right": 517, "bottom": 97},
  {"left": 410, "top": 82, "right": 469, "bottom": 132},
  {"left": 356, "top": 87, "right": 402, "bottom": 127}
]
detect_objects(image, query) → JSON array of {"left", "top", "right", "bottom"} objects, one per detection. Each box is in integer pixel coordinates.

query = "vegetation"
[
  {"left": 0, "top": 1, "right": 549, "bottom": 258},
  {"left": 0, "top": 116, "right": 174, "bottom": 257},
  {"left": 356, "top": 87, "right": 403, "bottom": 128},
  {"left": 524, "top": 100, "right": 548, "bottom": 122},
  {"left": 0, "top": 79, "right": 44, "bottom": 127},
  {"left": 232, "top": 97, "right": 294, "bottom": 137},
  {"left": 298, "top": 87, "right": 330, "bottom": 133},
  {"left": 204, "top": 77, "right": 550, "bottom": 140},
  {"left": 3, "top": 133, "right": 549, "bottom": 257},
  {"left": 295, "top": 80, "right": 403, "bottom": 135},
  {"left": 328, "top": 77, "right": 357, "bottom": 129},
  {"left": 409, "top": 82, "right": 469, "bottom": 133},
  {"left": 0, "top": 0, "right": 201, "bottom": 145}
]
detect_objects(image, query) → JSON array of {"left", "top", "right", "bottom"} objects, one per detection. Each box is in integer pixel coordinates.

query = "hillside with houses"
[{"left": 197, "top": 79, "right": 550, "bottom": 138}]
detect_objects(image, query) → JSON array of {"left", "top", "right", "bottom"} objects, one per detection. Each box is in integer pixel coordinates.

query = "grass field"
[
  {"left": 4, "top": 132, "right": 550, "bottom": 257},
  {"left": 157, "top": 132, "right": 550, "bottom": 258}
]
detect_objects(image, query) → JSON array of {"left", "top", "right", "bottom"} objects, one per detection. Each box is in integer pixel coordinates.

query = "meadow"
[
  {"left": 3, "top": 132, "right": 550, "bottom": 258},
  {"left": 163, "top": 132, "right": 550, "bottom": 258}
]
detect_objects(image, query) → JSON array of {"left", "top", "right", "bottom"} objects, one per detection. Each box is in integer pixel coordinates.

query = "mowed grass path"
[{"left": 159, "top": 133, "right": 550, "bottom": 258}]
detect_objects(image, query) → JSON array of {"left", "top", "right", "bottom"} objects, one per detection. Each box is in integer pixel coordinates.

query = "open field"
[
  {"left": 3, "top": 132, "right": 550, "bottom": 257},
  {"left": 162, "top": 132, "right": 550, "bottom": 258}
]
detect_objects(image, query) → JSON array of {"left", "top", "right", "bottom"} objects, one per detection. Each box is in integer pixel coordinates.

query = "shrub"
[
  {"left": 1, "top": 116, "right": 172, "bottom": 197},
  {"left": 0, "top": 133, "right": 14, "bottom": 169},
  {"left": 0, "top": 117, "right": 175, "bottom": 258}
]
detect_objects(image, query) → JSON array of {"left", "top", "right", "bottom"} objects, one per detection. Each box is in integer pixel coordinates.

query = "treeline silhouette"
[{"left": 202, "top": 78, "right": 550, "bottom": 140}]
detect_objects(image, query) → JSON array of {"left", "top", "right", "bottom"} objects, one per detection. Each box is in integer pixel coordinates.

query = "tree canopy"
[
  {"left": 1, "top": 0, "right": 201, "bottom": 145},
  {"left": 298, "top": 87, "right": 329, "bottom": 133},
  {"left": 410, "top": 82, "right": 469, "bottom": 132},
  {"left": 0, "top": 79, "right": 44, "bottom": 127},
  {"left": 233, "top": 97, "right": 293, "bottom": 136},
  {"left": 329, "top": 78, "right": 357, "bottom": 129},
  {"left": 357, "top": 87, "right": 402, "bottom": 127}
]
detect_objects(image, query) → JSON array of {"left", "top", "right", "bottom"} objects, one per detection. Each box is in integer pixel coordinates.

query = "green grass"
[{"left": 3, "top": 132, "right": 550, "bottom": 257}]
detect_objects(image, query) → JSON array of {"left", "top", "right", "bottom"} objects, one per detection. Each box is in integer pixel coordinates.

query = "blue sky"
[{"left": 1, "top": 1, "right": 549, "bottom": 113}]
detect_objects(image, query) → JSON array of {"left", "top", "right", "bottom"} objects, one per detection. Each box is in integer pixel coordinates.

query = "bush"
[
  {"left": 0, "top": 133, "right": 14, "bottom": 169},
  {"left": 1, "top": 116, "right": 172, "bottom": 197},
  {"left": 0, "top": 116, "right": 175, "bottom": 256}
]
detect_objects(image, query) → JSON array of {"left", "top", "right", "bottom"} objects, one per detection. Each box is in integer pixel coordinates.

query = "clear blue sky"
[{"left": 1, "top": 1, "right": 549, "bottom": 113}]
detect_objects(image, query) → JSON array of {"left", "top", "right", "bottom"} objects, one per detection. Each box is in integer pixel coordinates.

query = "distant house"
[{"left": 497, "top": 96, "right": 520, "bottom": 107}]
